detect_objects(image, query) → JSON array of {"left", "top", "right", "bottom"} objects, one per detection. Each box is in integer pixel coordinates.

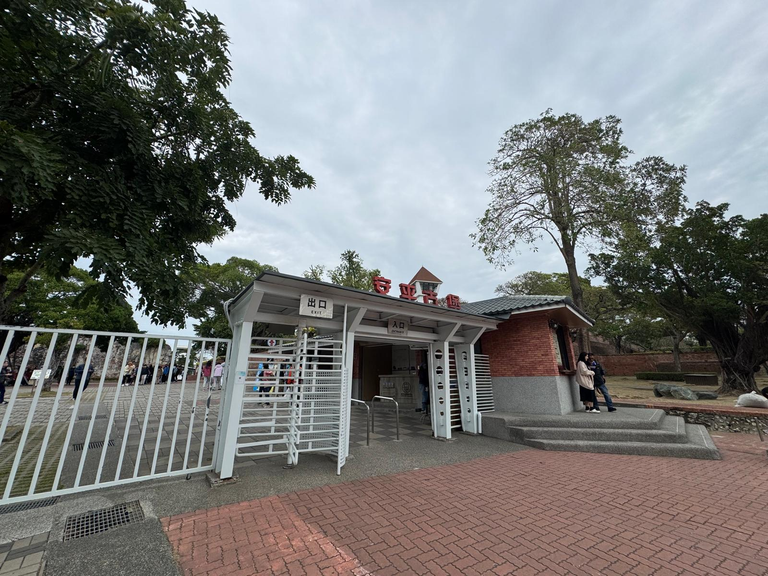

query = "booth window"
[{"left": 553, "top": 326, "right": 571, "bottom": 370}]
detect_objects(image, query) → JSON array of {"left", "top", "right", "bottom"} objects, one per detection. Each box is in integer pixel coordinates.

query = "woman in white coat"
[{"left": 576, "top": 351, "right": 599, "bottom": 413}]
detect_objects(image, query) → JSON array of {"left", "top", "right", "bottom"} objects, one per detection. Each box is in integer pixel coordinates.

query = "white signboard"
[
  {"left": 387, "top": 318, "right": 409, "bottom": 336},
  {"left": 32, "top": 369, "right": 52, "bottom": 380},
  {"left": 299, "top": 294, "right": 334, "bottom": 319}
]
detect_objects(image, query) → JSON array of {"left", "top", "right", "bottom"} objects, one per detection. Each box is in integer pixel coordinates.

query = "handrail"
[
  {"left": 351, "top": 399, "right": 370, "bottom": 446},
  {"left": 371, "top": 395, "right": 400, "bottom": 441}
]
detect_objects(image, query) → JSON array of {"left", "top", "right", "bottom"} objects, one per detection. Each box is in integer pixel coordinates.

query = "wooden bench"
[{"left": 684, "top": 373, "right": 718, "bottom": 386}]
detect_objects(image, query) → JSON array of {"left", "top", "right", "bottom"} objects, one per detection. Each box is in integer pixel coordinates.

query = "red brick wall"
[
  {"left": 480, "top": 313, "right": 560, "bottom": 377},
  {"left": 352, "top": 342, "right": 362, "bottom": 379},
  {"left": 598, "top": 351, "right": 721, "bottom": 376}
]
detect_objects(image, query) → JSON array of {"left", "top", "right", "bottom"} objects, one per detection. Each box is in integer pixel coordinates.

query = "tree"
[
  {"left": 3, "top": 266, "right": 137, "bottom": 334},
  {"left": 0, "top": 0, "right": 314, "bottom": 326},
  {"left": 1, "top": 266, "right": 138, "bottom": 387},
  {"left": 185, "top": 257, "right": 276, "bottom": 340},
  {"left": 472, "top": 110, "right": 686, "bottom": 351},
  {"left": 304, "top": 251, "right": 380, "bottom": 291},
  {"left": 593, "top": 202, "right": 768, "bottom": 393}
]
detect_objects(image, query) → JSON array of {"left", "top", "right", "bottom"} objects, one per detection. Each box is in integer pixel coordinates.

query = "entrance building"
[
  {"left": 215, "top": 269, "right": 592, "bottom": 480},
  {"left": 216, "top": 270, "right": 500, "bottom": 478}
]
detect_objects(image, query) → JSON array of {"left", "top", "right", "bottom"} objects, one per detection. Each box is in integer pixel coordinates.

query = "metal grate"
[
  {"left": 77, "top": 415, "right": 108, "bottom": 421},
  {"left": 0, "top": 496, "right": 60, "bottom": 515},
  {"left": 62, "top": 501, "right": 144, "bottom": 541},
  {"left": 72, "top": 440, "right": 115, "bottom": 452}
]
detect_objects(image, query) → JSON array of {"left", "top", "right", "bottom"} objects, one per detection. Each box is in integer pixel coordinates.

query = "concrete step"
[
  {"left": 523, "top": 423, "right": 720, "bottom": 460},
  {"left": 509, "top": 415, "right": 688, "bottom": 444},
  {"left": 482, "top": 407, "right": 665, "bottom": 435}
]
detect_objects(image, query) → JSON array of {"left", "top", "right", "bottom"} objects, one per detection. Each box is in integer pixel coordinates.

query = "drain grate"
[
  {"left": 62, "top": 501, "right": 144, "bottom": 541},
  {"left": 0, "top": 496, "right": 60, "bottom": 515},
  {"left": 72, "top": 440, "right": 115, "bottom": 452},
  {"left": 77, "top": 415, "right": 108, "bottom": 421}
]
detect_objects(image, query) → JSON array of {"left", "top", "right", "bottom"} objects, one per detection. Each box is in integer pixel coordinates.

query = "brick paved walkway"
[{"left": 163, "top": 434, "right": 768, "bottom": 575}]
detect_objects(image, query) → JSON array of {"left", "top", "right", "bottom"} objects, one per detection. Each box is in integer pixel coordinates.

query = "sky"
[{"left": 136, "top": 0, "right": 768, "bottom": 333}]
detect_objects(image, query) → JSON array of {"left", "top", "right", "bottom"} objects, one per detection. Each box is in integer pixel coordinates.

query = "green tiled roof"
[{"left": 461, "top": 295, "right": 576, "bottom": 316}]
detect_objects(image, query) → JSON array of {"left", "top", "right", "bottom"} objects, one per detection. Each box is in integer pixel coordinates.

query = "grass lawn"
[{"left": 605, "top": 375, "right": 768, "bottom": 407}]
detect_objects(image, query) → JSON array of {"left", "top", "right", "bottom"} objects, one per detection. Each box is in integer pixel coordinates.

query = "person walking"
[
  {"left": 576, "top": 352, "right": 599, "bottom": 413},
  {"left": 589, "top": 353, "right": 616, "bottom": 412},
  {"left": 417, "top": 360, "right": 429, "bottom": 413},
  {"left": 202, "top": 360, "right": 212, "bottom": 390},
  {"left": 212, "top": 361, "right": 224, "bottom": 390},
  {"left": 72, "top": 363, "right": 94, "bottom": 402},
  {"left": 0, "top": 360, "right": 12, "bottom": 404}
]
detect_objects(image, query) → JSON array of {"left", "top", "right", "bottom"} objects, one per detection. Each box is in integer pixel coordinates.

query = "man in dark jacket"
[
  {"left": 72, "top": 363, "right": 95, "bottom": 401},
  {"left": 0, "top": 360, "right": 12, "bottom": 404},
  {"left": 588, "top": 353, "right": 616, "bottom": 412}
]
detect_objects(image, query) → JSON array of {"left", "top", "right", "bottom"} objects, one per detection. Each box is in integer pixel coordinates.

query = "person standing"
[
  {"left": 212, "top": 361, "right": 224, "bottom": 390},
  {"left": 576, "top": 352, "right": 599, "bottom": 413},
  {"left": 0, "top": 360, "right": 12, "bottom": 404},
  {"left": 202, "top": 360, "right": 212, "bottom": 390},
  {"left": 589, "top": 353, "right": 616, "bottom": 412},
  {"left": 417, "top": 360, "right": 429, "bottom": 413}
]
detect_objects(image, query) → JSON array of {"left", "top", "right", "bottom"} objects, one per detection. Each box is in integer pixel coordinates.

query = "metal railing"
[
  {"left": 351, "top": 399, "right": 370, "bottom": 446},
  {"left": 371, "top": 395, "right": 400, "bottom": 441}
]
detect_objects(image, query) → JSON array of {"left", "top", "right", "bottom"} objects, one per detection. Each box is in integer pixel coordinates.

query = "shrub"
[{"left": 635, "top": 372, "right": 686, "bottom": 381}]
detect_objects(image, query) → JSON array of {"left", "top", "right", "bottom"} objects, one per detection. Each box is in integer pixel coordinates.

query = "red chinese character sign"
[
  {"left": 398, "top": 283, "right": 417, "bottom": 301},
  {"left": 422, "top": 290, "right": 437, "bottom": 305},
  {"left": 372, "top": 276, "right": 391, "bottom": 295},
  {"left": 372, "top": 275, "right": 460, "bottom": 309}
]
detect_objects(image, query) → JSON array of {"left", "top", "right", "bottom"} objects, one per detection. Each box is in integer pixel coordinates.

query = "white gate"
[
  {"left": 233, "top": 335, "right": 346, "bottom": 473},
  {"left": 0, "top": 326, "right": 230, "bottom": 506}
]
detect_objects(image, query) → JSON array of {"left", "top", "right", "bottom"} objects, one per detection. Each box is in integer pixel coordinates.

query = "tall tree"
[
  {"left": 0, "top": 0, "right": 314, "bottom": 326},
  {"left": 185, "top": 257, "right": 276, "bottom": 340},
  {"left": 472, "top": 110, "right": 686, "bottom": 351},
  {"left": 593, "top": 202, "right": 768, "bottom": 393},
  {"left": 304, "top": 251, "right": 380, "bottom": 291}
]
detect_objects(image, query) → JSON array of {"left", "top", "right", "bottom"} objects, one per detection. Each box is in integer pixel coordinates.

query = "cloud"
[{"left": 140, "top": 0, "right": 768, "bottom": 332}]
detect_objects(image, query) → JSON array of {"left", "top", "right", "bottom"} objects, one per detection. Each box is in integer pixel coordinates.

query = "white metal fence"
[
  {"left": 0, "top": 326, "right": 230, "bottom": 505},
  {"left": 475, "top": 354, "right": 494, "bottom": 412},
  {"left": 236, "top": 335, "right": 345, "bottom": 471}
]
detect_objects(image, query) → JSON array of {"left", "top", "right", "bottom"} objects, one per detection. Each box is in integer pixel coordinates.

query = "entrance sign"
[
  {"left": 388, "top": 318, "right": 409, "bottom": 336},
  {"left": 299, "top": 294, "right": 334, "bottom": 319}
]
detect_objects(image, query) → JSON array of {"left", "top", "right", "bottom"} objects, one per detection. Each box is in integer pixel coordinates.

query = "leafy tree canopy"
[
  {"left": 304, "top": 250, "right": 380, "bottom": 291},
  {"left": 185, "top": 257, "right": 276, "bottom": 340},
  {"left": 592, "top": 202, "right": 768, "bottom": 392},
  {"left": 473, "top": 109, "right": 686, "bottom": 350},
  {"left": 0, "top": 0, "right": 314, "bottom": 326}
]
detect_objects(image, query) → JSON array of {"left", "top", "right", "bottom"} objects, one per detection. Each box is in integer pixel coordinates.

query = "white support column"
[
  {"left": 454, "top": 345, "right": 478, "bottom": 434},
  {"left": 429, "top": 323, "right": 461, "bottom": 440},
  {"left": 215, "top": 320, "right": 252, "bottom": 478}
]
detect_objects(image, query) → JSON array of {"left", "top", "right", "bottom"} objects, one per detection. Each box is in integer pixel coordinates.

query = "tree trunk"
[
  {"left": 561, "top": 239, "right": 588, "bottom": 354},
  {"left": 671, "top": 338, "right": 682, "bottom": 372}
]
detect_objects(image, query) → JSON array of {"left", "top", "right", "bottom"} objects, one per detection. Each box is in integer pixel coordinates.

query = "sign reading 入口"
[
  {"left": 299, "top": 294, "right": 334, "bottom": 319},
  {"left": 387, "top": 318, "right": 409, "bottom": 336}
]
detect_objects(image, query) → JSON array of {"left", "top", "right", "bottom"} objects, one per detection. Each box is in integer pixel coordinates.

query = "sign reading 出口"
[
  {"left": 387, "top": 318, "right": 409, "bottom": 336},
  {"left": 299, "top": 294, "right": 334, "bottom": 319}
]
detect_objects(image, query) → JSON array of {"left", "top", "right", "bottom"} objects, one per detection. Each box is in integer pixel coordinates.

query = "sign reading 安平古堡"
[
  {"left": 387, "top": 318, "right": 410, "bottom": 336},
  {"left": 299, "top": 294, "right": 334, "bottom": 319},
  {"left": 372, "top": 276, "right": 461, "bottom": 309}
]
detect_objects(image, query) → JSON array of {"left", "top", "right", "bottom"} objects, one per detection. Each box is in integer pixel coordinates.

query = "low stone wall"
[
  {"left": 599, "top": 351, "right": 721, "bottom": 376},
  {"left": 667, "top": 409, "right": 768, "bottom": 434}
]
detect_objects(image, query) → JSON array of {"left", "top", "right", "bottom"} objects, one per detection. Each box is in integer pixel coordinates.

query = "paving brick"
[{"left": 161, "top": 433, "right": 768, "bottom": 575}]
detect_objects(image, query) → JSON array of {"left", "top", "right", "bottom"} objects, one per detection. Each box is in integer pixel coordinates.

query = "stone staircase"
[{"left": 481, "top": 407, "right": 720, "bottom": 460}]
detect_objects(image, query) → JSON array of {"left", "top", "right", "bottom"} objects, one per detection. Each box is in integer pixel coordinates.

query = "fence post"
[{"left": 216, "top": 321, "right": 252, "bottom": 478}]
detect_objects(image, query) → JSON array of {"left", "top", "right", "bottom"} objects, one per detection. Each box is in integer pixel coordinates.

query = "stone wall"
[
  {"left": 667, "top": 409, "right": 768, "bottom": 434},
  {"left": 8, "top": 340, "right": 178, "bottom": 380},
  {"left": 599, "top": 351, "right": 721, "bottom": 376}
]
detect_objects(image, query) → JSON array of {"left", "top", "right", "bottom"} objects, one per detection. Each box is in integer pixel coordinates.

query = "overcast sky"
[{"left": 137, "top": 0, "right": 768, "bottom": 332}]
